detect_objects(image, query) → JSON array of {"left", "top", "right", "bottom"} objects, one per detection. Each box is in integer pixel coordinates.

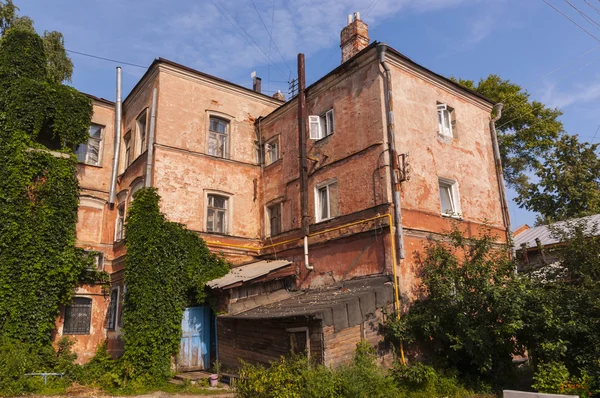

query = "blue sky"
[{"left": 17, "top": 0, "right": 600, "bottom": 228}]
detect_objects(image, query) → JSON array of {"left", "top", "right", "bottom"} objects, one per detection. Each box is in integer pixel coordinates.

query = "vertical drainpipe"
[
  {"left": 489, "top": 103, "right": 512, "bottom": 246},
  {"left": 108, "top": 67, "right": 123, "bottom": 205},
  {"left": 297, "top": 53, "right": 312, "bottom": 270},
  {"left": 378, "top": 43, "right": 407, "bottom": 366},
  {"left": 377, "top": 44, "right": 406, "bottom": 261},
  {"left": 145, "top": 88, "right": 158, "bottom": 188}
]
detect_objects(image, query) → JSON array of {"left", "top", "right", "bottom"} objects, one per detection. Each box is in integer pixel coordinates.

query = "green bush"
[{"left": 532, "top": 361, "right": 593, "bottom": 398}]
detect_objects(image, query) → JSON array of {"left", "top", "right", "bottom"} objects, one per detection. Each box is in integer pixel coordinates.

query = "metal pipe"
[
  {"left": 108, "top": 67, "right": 123, "bottom": 205},
  {"left": 489, "top": 103, "right": 512, "bottom": 245},
  {"left": 297, "top": 53, "right": 312, "bottom": 270},
  {"left": 145, "top": 88, "right": 158, "bottom": 187}
]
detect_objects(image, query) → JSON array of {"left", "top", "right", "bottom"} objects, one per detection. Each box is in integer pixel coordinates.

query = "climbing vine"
[
  {"left": 121, "top": 188, "right": 229, "bottom": 381},
  {"left": 0, "top": 27, "right": 99, "bottom": 346}
]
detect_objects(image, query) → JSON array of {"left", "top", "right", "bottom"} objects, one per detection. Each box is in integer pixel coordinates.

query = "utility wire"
[
  {"left": 590, "top": 123, "right": 600, "bottom": 144},
  {"left": 542, "top": 0, "right": 600, "bottom": 42},
  {"left": 585, "top": 0, "right": 600, "bottom": 17},
  {"left": 563, "top": 0, "right": 600, "bottom": 30},
  {"left": 250, "top": 0, "right": 292, "bottom": 75},
  {"left": 66, "top": 49, "right": 147, "bottom": 69},
  {"left": 210, "top": 0, "right": 288, "bottom": 80}
]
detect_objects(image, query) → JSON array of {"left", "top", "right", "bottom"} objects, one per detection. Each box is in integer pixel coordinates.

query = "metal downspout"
[
  {"left": 145, "top": 88, "right": 158, "bottom": 187},
  {"left": 489, "top": 103, "right": 512, "bottom": 245},
  {"left": 378, "top": 43, "right": 406, "bottom": 365},
  {"left": 108, "top": 67, "right": 123, "bottom": 205}
]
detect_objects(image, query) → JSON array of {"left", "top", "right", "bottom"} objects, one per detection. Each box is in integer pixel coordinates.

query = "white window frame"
[
  {"left": 437, "top": 103, "right": 453, "bottom": 138},
  {"left": 83, "top": 250, "right": 104, "bottom": 271},
  {"left": 266, "top": 202, "right": 282, "bottom": 237},
  {"left": 314, "top": 179, "right": 338, "bottom": 222},
  {"left": 136, "top": 109, "right": 148, "bottom": 156},
  {"left": 309, "top": 109, "right": 334, "bottom": 140},
  {"left": 206, "top": 192, "right": 230, "bottom": 234},
  {"left": 115, "top": 202, "right": 126, "bottom": 242},
  {"left": 76, "top": 123, "right": 104, "bottom": 166},
  {"left": 208, "top": 116, "right": 230, "bottom": 159},
  {"left": 438, "top": 177, "right": 461, "bottom": 218},
  {"left": 265, "top": 136, "right": 280, "bottom": 165}
]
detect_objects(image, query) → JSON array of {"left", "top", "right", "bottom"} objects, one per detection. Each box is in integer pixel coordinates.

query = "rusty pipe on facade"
[
  {"left": 108, "top": 67, "right": 123, "bottom": 205},
  {"left": 145, "top": 88, "right": 158, "bottom": 188},
  {"left": 298, "top": 53, "right": 312, "bottom": 270},
  {"left": 489, "top": 103, "right": 512, "bottom": 245}
]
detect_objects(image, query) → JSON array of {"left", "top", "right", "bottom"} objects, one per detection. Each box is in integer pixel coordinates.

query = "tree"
[
  {"left": 516, "top": 135, "right": 600, "bottom": 222},
  {"left": 0, "top": 0, "right": 72, "bottom": 83},
  {"left": 519, "top": 221, "right": 600, "bottom": 390},
  {"left": 385, "top": 225, "right": 525, "bottom": 385}
]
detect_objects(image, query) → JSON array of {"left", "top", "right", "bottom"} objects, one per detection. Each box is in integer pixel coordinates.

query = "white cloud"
[{"left": 541, "top": 80, "right": 600, "bottom": 109}]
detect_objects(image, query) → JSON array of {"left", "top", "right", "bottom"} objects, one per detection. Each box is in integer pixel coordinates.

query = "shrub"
[{"left": 532, "top": 361, "right": 593, "bottom": 398}]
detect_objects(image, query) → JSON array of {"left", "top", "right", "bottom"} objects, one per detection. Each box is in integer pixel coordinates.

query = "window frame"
[
  {"left": 115, "top": 202, "right": 126, "bottom": 242},
  {"left": 123, "top": 130, "right": 132, "bottom": 169},
  {"left": 266, "top": 202, "right": 282, "bottom": 237},
  {"left": 136, "top": 109, "right": 148, "bottom": 156},
  {"left": 107, "top": 286, "right": 120, "bottom": 331},
  {"left": 207, "top": 116, "right": 230, "bottom": 159},
  {"left": 438, "top": 177, "right": 461, "bottom": 218},
  {"left": 206, "top": 193, "right": 230, "bottom": 234},
  {"left": 437, "top": 103, "right": 454, "bottom": 138},
  {"left": 63, "top": 297, "right": 92, "bottom": 335},
  {"left": 265, "top": 136, "right": 280, "bottom": 166},
  {"left": 76, "top": 123, "right": 104, "bottom": 166},
  {"left": 309, "top": 108, "right": 334, "bottom": 140},
  {"left": 314, "top": 179, "right": 338, "bottom": 222},
  {"left": 83, "top": 250, "right": 104, "bottom": 271}
]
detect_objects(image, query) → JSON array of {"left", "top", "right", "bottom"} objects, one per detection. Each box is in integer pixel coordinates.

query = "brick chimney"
[{"left": 340, "top": 12, "right": 369, "bottom": 64}]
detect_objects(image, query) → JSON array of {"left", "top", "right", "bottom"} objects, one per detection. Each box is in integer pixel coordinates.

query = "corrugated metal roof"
[
  {"left": 207, "top": 259, "right": 292, "bottom": 289},
  {"left": 514, "top": 214, "right": 600, "bottom": 248}
]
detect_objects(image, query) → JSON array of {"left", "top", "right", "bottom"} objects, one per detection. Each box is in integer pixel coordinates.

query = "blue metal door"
[{"left": 178, "top": 306, "right": 211, "bottom": 371}]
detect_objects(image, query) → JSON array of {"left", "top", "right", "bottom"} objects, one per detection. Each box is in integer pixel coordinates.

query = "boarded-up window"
[{"left": 63, "top": 297, "right": 92, "bottom": 334}]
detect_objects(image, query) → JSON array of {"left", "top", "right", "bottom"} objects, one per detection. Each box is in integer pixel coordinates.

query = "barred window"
[{"left": 63, "top": 297, "right": 92, "bottom": 334}]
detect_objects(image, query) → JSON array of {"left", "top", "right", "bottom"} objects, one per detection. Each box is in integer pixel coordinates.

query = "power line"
[
  {"left": 590, "top": 123, "right": 600, "bottom": 144},
  {"left": 210, "top": 0, "right": 288, "bottom": 80},
  {"left": 66, "top": 49, "right": 147, "bottom": 69},
  {"left": 250, "top": 0, "right": 292, "bottom": 75},
  {"left": 562, "top": 0, "right": 600, "bottom": 30},
  {"left": 542, "top": 0, "right": 600, "bottom": 42},
  {"left": 536, "top": 43, "right": 600, "bottom": 81},
  {"left": 584, "top": 0, "right": 600, "bottom": 17}
]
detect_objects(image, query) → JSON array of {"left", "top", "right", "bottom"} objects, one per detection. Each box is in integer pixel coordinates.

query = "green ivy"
[
  {"left": 121, "top": 188, "right": 229, "bottom": 381},
  {"left": 0, "top": 26, "right": 99, "bottom": 347}
]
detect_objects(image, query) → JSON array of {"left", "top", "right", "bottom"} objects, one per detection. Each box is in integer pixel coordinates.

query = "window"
[
  {"left": 437, "top": 103, "right": 454, "bottom": 137},
  {"left": 438, "top": 178, "right": 461, "bottom": 217},
  {"left": 123, "top": 131, "right": 132, "bottom": 168},
  {"left": 115, "top": 203, "right": 125, "bottom": 241},
  {"left": 63, "top": 297, "right": 92, "bottom": 334},
  {"left": 309, "top": 109, "right": 334, "bottom": 140},
  {"left": 136, "top": 110, "right": 148, "bottom": 155},
  {"left": 265, "top": 137, "right": 279, "bottom": 165},
  {"left": 130, "top": 180, "right": 144, "bottom": 202},
  {"left": 119, "top": 285, "right": 126, "bottom": 327},
  {"left": 76, "top": 124, "right": 103, "bottom": 166},
  {"left": 207, "top": 194, "right": 228, "bottom": 233},
  {"left": 208, "top": 117, "right": 229, "bottom": 158},
  {"left": 107, "top": 287, "right": 119, "bottom": 331},
  {"left": 83, "top": 251, "right": 104, "bottom": 271},
  {"left": 267, "top": 203, "right": 282, "bottom": 236},
  {"left": 315, "top": 180, "right": 338, "bottom": 222}
]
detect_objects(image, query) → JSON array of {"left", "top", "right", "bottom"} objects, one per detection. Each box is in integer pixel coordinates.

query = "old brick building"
[{"left": 56, "top": 13, "right": 508, "bottom": 369}]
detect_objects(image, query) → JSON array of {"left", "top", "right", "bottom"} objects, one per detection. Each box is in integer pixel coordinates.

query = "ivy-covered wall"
[
  {"left": 121, "top": 188, "right": 229, "bottom": 380},
  {"left": 0, "top": 28, "right": 95, "bottom": 345}
]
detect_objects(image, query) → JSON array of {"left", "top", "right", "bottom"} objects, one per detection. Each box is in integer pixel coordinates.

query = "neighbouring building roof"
[
  {"left": 207, "top": 259, "right": 292, "bottom": 289},
  {"left": 514, "top": 214, "right": 600, "bottom": 249},
  {"left": 222, "top": 276, "right": 394, "bottom": 332}
]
